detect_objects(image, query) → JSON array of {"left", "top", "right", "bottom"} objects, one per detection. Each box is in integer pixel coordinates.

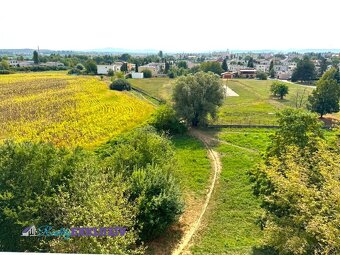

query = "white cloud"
[{"left": 1, "top": 0, "right": 339, "bottom": 52}]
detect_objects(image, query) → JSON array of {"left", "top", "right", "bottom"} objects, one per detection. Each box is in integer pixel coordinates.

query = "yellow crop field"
[{"left": 0, "top": 72, "right": 155, "bottom": 148}]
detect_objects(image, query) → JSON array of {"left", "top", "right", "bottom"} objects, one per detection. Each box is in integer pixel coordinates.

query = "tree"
[
  {"left": 164, "top": 61, "right": 170, "bottom": 73},
  {"left": 249, "top": 110, "right": 339, "bottom": 254},
  {"left": 158, "top": 50, "right": 163, "bottom": 59},
  {"left": 200, "top": 61, "right": 224, "bottom": 75},
  {"left": 308, "top": 67, "right": 340, "bottom": 117},
  {"left": 177, "top": 61, "right": 188, "bottom": 69},
  {"left": 222, "top": 58, "right": 228, "bottom": 71},
  {"left": 0, "top": 60, "right": 9, "bottom": 70},
  {"left": 247, "top": 57, "right": 254, "bottom": 68},
  {"left": 142, "top": 69, "right": 152, "bottom": 78},
  {"left": 107, "top": 68, "right": 114, "bottom": 76},
  {"left": 148, "top": 104, "right": 187, "bottom": 134},
  {"left": 119, "top": 53, "right": 131, "bottom": 62},
  {"left": 253, "top": 143, "right": 339, "bottom": 255},
  {"left": 265, "top": 108, "right": 323, "bottom": 158},
  {"left": 84, "top": 60, "right": 97, "bottom": 74},
  {"left": 319, "top": 57, "right": 328, "bottom": 77},
  {"left": 256, "top": 71, "right": 267, "bottom": 80},
  {"left": 173, "top": 72, "right": 224, "bottom": 126},
  {"left": 33, "top": 50, "right": 39, "bottom": 64},
  {"left": 120, "top": 62, "right": 128, "bottom": 72},
  {"left": 109, "top": 79, "right": 131, "bottom": 91},
  {"left": 291, "top": 56, "right": 316, "bottom": 82},
  {"left": 270, "top": 81, "right": 289, "bottom": 99},
  {"left": 269, "top": 60, "right": 275, "bottom": 78}
]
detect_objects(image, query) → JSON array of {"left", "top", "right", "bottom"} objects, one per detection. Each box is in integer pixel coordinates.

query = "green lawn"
[
  {"left": 129, "top": 78, "right": 175, "bottom": 101},
  {"left": 215, "top": 79, "right": 314, "bottom": 125},
  {"left": 172, "top": 135, "right": 211, "bottom": 198},
  {"left": 190, "top": 128, "right": 273, "bottom": 255}
]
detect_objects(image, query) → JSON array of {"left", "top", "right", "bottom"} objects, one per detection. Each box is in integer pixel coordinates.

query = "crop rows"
[{"left": 0, "top": 72, "right": 154, "bottom": 148}]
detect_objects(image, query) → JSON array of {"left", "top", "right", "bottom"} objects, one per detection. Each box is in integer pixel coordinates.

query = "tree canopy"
[
  {"left": 291, "top": 56, "right": 316, "bottom": 82},
  {"left": 173, "top": 72, "right": 224, "bottom": 126},
  {"left": 270, "top": 81, "right": 289, "bottom": 99},
  {"left": 308, "top": 67, "right": 340, "bottom": 117},
  {"left": 200, "top": 61, "right": 224, "bottom": 75}
]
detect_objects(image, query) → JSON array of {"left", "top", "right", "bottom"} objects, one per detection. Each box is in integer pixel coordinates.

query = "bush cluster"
[{"left": 109, "top": 79, "right": 132, "bottom": 91}]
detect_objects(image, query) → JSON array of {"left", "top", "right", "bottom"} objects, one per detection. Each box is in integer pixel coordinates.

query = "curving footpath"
[{"left": 172, "top": 129, "right": 222, "bottom": 255}]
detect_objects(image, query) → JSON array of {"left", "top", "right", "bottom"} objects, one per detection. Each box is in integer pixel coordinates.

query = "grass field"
[
  {"left": 128, "top": 77, "right": 316, "bottom": 125},
  {"left": 0, "top": 72, "right": 155, "bottom": 148},
  {"left": 129, "top": 78, "right": 175, "bottom": 101},
  {"left": 215, "top": 79, "right": 315, "bottom": 125},
  {"left": 190, "top": 128, "right": 275, "bottom": 254}
]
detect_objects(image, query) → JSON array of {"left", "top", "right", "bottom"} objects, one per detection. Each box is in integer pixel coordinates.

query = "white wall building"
[
  {"left": 131, "top": 72, "right": 144, "bottom": 79},
  {"left": 97, "top": 65, "right": 114, "bottom": 75}
]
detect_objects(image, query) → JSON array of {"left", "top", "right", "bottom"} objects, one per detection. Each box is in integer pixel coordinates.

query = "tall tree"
[
  {"left": 33, "top": 50, "right": 39, "bottom": 64},
  {"left": 173, "top": 72, "right": 224, "bottom": 126},
  {"left": 308, "top": 67, "right": 340, "bottom": 117},
  {"left": 291, "top": 56, "right": 316, "bottom": 82},
  {"left": 269, "top": 60, "right": 275, "bottom": 78},
  {"left": 222, "top": 58, "right": 228, "bottom": 72},
  {"left": 247, "top": 57, "right": 254, "bottom": 68},
  {"left": 158, "top": 50, "right": 163, "bottom": 59}
]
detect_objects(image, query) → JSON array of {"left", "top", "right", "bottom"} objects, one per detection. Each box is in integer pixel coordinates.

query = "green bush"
[
  {"left": 0, "top": 141, "right": 143, "bottom": 253},
  {"left": 109, "top": 79, "right": 131, "bottom": 91},
  {"left": 142, "top": 69, "right": 152, "bottom": 78},
  {"left": 149, "top": 105, "right": 187, "bottom": 134},
  {"left": 256, "top": 71, "right": 267, "bottom": 80},
  {"left": 130, "top": 164, "right": 183, "bottom": 240}
]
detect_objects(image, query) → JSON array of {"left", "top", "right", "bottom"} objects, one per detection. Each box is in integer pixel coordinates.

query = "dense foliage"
[
  {"left": 148, "top": 104, "right": 187, "bottom": 134},
  {"left": 291, "top": 56, "right": 316, "bottom": 82},
  {"left": 173, "top": 72, "right": 224, "bottom": 126},
  {"left": 270, "top": 81, "right": 289, "bottom": 99},
  {"left": 109, "top": 79, "right": 132, "bottom": 91},
  {"left": 0, "top": 127, "right": 183, "bottom": 252},
  {"left": 142, "top": 69, "right": 152, "bottom": 78},
  {"left": 308, "top": 67, "right": 340, "bottom": 117},
  {"left": 200, "top": 61, "right": 224, "bottom": 75},
  {"left": 249, "top": 109, "right": 339, "bottom": 254}
]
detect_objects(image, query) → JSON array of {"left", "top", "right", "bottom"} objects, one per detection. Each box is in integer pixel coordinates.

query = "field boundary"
[
  {"left": 208, "top": 124, "right": 279, "bottom": 128},
  {"left": 131, "top": 86, "right": 164, "bottom": 103}
]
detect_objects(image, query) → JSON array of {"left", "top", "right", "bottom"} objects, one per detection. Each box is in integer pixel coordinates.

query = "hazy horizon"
[{"left": 1, "top": 0, "right": 340, "bottom": 52}]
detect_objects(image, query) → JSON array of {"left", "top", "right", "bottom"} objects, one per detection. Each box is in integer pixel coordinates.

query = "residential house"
[
  {"left": 238, "top": 69, "right": 257, "bottom": 78},
  {"left": 221, "top": 71, "right": 236, "bottom": 79}
]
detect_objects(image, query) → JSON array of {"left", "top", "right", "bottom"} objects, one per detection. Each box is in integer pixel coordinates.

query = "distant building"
[
  {"left": 138, "top": 62, "right": 165, "bottom": 77},
  {"left": 239, "top": 69, "right": 257, "bottom": 78},
  {"left": 221, "top": 71, "right": 236, "bottom": 79},
  {"left": 8, "top": 59, "right": 19, "bottom": 67},
  {"left": 21, "top": 225, "right": 36, "bottom": 236},
  {"left": 18, "top": 61, "right": 35, "bottom": 67},
  {"left": 97, "top": 65, "right": 115, "bottom": 75},
  {"left": 131, "top": 72, "right": 144, "bottom": 79},
  {"left": 40, "top": 62, "right": 64, "bottom": 67}
]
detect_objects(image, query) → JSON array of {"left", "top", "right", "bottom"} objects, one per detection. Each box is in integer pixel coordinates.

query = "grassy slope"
[
  {"left": 129, "top": 78, "right": 175, "bottom": 101},
  {"left": 216, "top": 79, "right": 314, "bottom": 125},
  {"left": 190, "top": 128, "right": 274, "bottom": 255},
  {"left": 172, "top": 135, "right": 211, "bottom": 198}
]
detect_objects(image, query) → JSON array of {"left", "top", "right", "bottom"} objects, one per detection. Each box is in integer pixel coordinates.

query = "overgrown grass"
[
  {"left": 190, "top": 128, "right": 272, "bottom": 255},
  {"left": 172, "top": 135, "right": 211, "bottom": 198}
]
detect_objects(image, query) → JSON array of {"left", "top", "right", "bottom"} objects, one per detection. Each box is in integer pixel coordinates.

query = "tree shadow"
[{"left": 252, "top": 246, "right": 278, "bottom": 255}]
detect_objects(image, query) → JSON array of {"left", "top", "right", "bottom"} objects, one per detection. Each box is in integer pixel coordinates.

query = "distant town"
[{"left": 1, "top": 49, "right": 340, "bottom": 82}]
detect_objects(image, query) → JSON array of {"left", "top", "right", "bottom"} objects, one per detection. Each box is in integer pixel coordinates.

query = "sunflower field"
[{"left": 0, "top": 72, "right": 155, "bottom": 148}]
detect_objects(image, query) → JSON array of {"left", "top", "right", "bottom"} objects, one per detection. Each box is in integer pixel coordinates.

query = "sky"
[{"left": 1, "top": 0, "right": 340, "bottom": 52}]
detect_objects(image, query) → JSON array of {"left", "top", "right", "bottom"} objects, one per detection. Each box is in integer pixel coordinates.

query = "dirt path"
[{"left": 171, "top": 129, "right": 222, "bottom": 255}]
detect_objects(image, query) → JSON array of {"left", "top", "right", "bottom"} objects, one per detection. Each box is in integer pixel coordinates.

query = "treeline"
[{"left": 0, "top": 126, "right": 184, "bottom": 253}]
